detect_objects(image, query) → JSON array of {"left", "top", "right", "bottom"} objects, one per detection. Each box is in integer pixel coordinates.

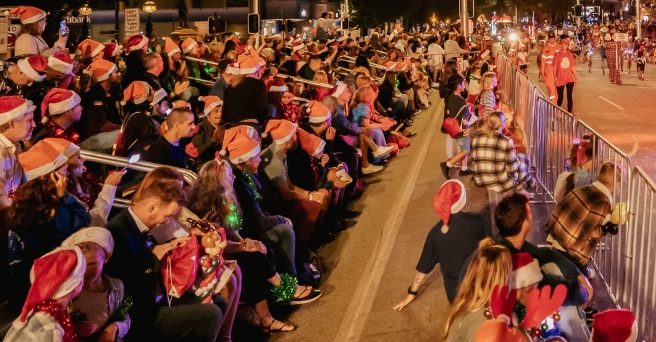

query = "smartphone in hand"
[{"left": 60, "top": 20, "right": 68, "bottom": 37}]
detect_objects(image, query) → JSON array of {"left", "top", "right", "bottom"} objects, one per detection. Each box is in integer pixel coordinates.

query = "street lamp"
[
  {"left": 79, "top": 3, "right": 92, "bottom": 39},
  {"left": 142, "top": 1, "right": 157, "bottom": 40}
]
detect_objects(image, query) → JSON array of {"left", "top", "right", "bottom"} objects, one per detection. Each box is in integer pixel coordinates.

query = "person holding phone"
[{"left": 11, "top": 6, "right": 69, "bottom": 57}]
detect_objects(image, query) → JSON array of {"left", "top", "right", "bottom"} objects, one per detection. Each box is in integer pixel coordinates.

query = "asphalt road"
[{"left": 526, "top": 50, "right": 656, "bottom": 179}]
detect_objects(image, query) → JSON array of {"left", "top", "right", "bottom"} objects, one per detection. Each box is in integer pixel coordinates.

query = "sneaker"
[
  {"left": 431, "top": 82, "right": 439, "bottom": 88},
  {"left": 440, "top": 162, "right": 450, "bottom": 179},
  {"left": 288, "top": 288, "right": 322, "bottom": 305},
  {"left": 585, "top": 266, "right": 596, "bottom": 279},
  {"left": 362, "top": 164, "right": 384, "bottom": 175},
  {"left": 459, "top": 169, "right": 474, "bottom": 176},
  {"left": 372, "top": 145, "right": 395, "bottom": 158}
]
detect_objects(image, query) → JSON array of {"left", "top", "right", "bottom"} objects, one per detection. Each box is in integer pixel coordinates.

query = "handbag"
[
  {"left": 162, "top": 237, "right": 199, "bottom": 300},
  {"left": 442, "top": 105, "right": 467, "bottom": 138}
]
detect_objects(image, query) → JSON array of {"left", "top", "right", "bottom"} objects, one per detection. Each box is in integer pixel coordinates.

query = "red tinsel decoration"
[
  {"left": 33, "top": 299, "right": 79, "bottom": 342},
  {"left": 43, "top": 120, "right": 81, "bottom": 145}
]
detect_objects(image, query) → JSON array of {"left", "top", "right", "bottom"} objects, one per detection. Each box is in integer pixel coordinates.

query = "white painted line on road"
[
  {"left": 598, "top": 96, "right": 624, "bottom": 111},
  {"left": 334, "top": 97, "right": 443, "bottom": 342}
]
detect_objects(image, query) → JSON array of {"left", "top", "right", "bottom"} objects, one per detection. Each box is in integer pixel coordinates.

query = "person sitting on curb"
[
  {"left": 546, "top": 161, "right": 620, "bottom": 279},
  {"left": 393, "top": 180, "right": 491, "bottom": 309}
]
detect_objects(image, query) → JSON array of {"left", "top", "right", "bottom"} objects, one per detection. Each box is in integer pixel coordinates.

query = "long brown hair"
[{"left": 187, "top": 159, "right": 243, "bottom": 238}]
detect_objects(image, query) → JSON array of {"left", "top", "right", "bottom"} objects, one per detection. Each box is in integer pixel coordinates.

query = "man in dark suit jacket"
[{"left": 104, "top": 177, "right": 223, "bottom": 341}]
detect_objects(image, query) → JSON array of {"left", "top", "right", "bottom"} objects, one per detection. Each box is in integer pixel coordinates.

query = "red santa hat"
[
  {"left": 474, "top": 318, "right": 530, "bottom": 342},
  {"left": 510, "top": 252, "right": 543, "bottom": 290},
  {"left": 297, "top": 129, "right": 326, "bottom": 157},
  {"left": 86, "top": 59, "right": 117, "bottom": 82},
  {"left": 43, "top": 137, "right": 81, "bottom": 160},
  {"left": 331, "top": 82, "right": 348, "bottom": 98},
  {"left": 220, "top": 125, "right": 261, "bottom": 164},
  {"left": 384, "top": 61, "right": 398, "bottom": 72},
  {"left": 77, "top": 38, "right": 105, "bottom": 59},
  {"left": 103, "top": 43, "right": 122, "bottom": 60},
  {"left": 181, "top": 38, "right": 198, "bottom": 54},
  {"left": 591, "top": 309, "right": 638, "bottom": 342},
  {"left": 164, "top": 37, "right": 181, "bottom": 56},
  {"left": 0, "top": 96, "right": 36, "bottom": 126},
  {"left": 262, "top": 119, "right": 297, "bottom": 145},
  {"left": 432, "top": 180, "right": 467, "bottom": 233},
  {"left": 267, "top": 78, "right": 288, "bottom": 93},
  {"left": 17, "top": 55, "right": 48, "bottom": 82},
  {"left": 225, "top": 54, "right": 265, "bottom": 75},
  {"left": 292, "top": 42, "right": 306, "bottom": 54},
  {"left": 19, "top": 138, "right": 79, "bottom": 180},
  {"left": 41, "top": 88, "right": 81, "bottom": 119},
  {"left": 126, "top": 34, "right": 149, "bottom": 52},
  {"left": 61, "top": 226, "right": 115, "bottom": 257},
  {"left": 9, "top": 6, "right": 46, "bottom": 24},
  {"left": 13, "top": 246, "right": 85, "bottom": 329},
  {"left": 305, "top": 101, "right": 331, "bottom": 124},
  {"left": 122, "top": 81, "right": 152, "bottom": 106},
  {"left": 151, "top": 88, "right": 169, "bottom": 107},
  {"left": 199, "top": 96, "right": 223, "bottom": 117},
  {"left": 47, "top": 52, "right": 74, "bottom": 75}
]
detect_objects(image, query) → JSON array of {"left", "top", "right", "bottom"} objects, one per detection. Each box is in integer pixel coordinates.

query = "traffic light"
[
  {"left": 574, "top": 5, "right": 583, "bottom": 16},
  {"left": 248, "top": 13, "right": 260, "bottom": 34},
  {"left": 208, "top": 16, "right": 216, "bottom": 34}
]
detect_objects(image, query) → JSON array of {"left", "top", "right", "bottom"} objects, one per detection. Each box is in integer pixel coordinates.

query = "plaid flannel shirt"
[
  {"left": 471, "top": 131, "right": 519, "bottom": 194},
  {"left": 4, "top": 312, "right": 64, "bottom": 341},
  {"left": 546, "top": 181, "right": 613, "bottom": 266}
]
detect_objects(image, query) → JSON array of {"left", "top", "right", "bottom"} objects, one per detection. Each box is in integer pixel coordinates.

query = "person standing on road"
[
  {"left": 541, "top": 32, "right": 560, "bottom": 104},
  {"left": 603, "top": 26, "right": 622, "bottom": 85},
  {"left": 554, "top": 37, "right": 578, "bottom": 113}
]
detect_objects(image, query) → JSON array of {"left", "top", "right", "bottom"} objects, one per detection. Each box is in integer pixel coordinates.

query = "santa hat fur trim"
[
  {"left": 221, "top": 126, "right": 261, "bottom": 164},
  {"left": 0, "top": 97, "right": 36, "bottom": 126},
  {"left": 17, "top": 56, "right": 47, "bottom": 82},
  {"left": 61, "top": 227, "right": 114, "bottom": 256},
  {"left": 199, "top": 96, "right": 223, "bottom": 117},
  {"left": 510, "top": 252, "right": 543, "bottom": 290},
  {"left": 47, "top": 53, "right": 74, "bottom": 75}
]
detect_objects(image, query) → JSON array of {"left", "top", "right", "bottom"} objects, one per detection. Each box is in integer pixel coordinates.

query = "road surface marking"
[
  {"left": 598, "top": 96, "right": 624, "bottom": 111},
  {"left": 334, "top": 98, "right": 442, "bottom": 342}
]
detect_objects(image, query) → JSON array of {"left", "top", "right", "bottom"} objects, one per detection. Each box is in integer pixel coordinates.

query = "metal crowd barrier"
[
  {"left": 80, "top": 150, "right": 198, "bottom": 209},
  {"left": 493, "top": 51, "right": 656, "bottom": 340},
  {"left": 624, "top": 166, "right": 656, "bottom": 340}
]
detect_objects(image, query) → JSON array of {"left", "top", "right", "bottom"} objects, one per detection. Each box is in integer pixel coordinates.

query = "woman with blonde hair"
[
  {"left": 471, "top": 111, "right": 535, "bottom": 200},
  {"left": 312, "top": 70, "right": 332, "bottom": 102},
  {"left": 477, "top": 72, "right": 498, "bottom": 121},
  {"left": 444, "top": 240, "right": 513, "bottom": 342}
]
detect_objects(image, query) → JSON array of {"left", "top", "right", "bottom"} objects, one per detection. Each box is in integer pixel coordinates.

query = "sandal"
[
  {"left": 260, "top": 314, "right": 295, "bottom": 333},
  {"left": 288, "top": 286, "right": 322, "bottom": 305}
]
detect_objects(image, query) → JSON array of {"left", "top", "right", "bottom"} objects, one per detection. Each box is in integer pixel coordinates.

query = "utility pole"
[
  {"left": 460, "top": 0, "right": 469, "bottom": 36},
  {"left": 636, "top": 0, "right": 642, "bottom": 37}
]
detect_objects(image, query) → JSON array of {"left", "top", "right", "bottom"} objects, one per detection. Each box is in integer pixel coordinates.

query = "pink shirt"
[{"left": 554, "top": 51, "right": 576, "bottom": 87}]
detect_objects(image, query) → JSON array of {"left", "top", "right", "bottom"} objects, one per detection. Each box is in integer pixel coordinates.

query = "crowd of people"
[{"left": 0, "top": 4, "right": 642, "bottom": 341}]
